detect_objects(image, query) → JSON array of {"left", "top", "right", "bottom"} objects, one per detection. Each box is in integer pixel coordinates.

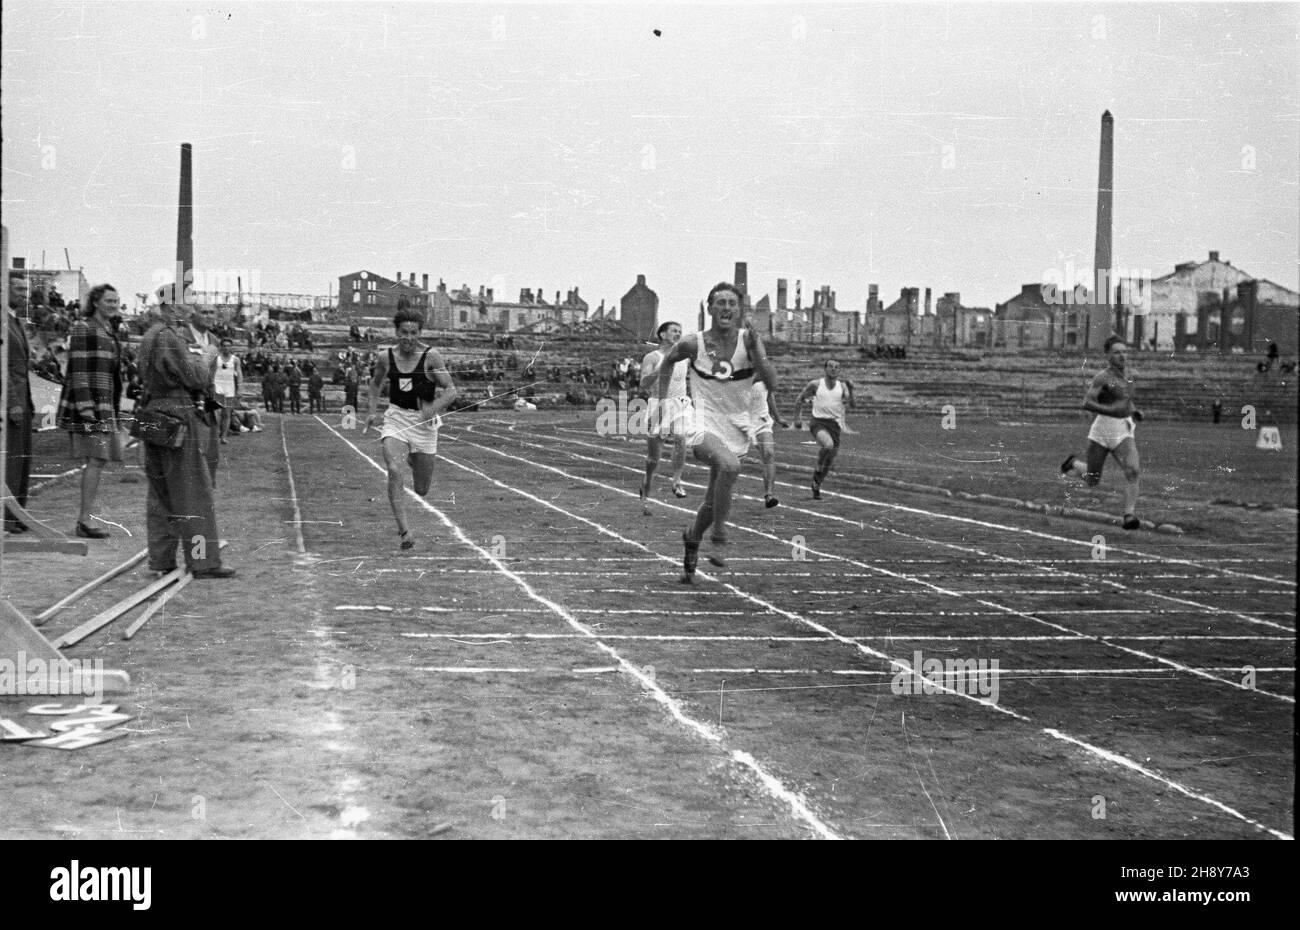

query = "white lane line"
[
  {"left": 453, "top": 431, "right": 1296, "bottom": 701},
  {"left": 468, "top": 425, "right": 1296, "bottom": 635},
  {"left": 281, "top": 417, "right": 368, "bottom": 838},
  {"left": 280, "top": 418, "right": 309, "bottom": 560},
  {"left": 437, "top": 429, "right": 1295, "bottom": 837},
  {"left": 396, "top": 664, "right": 1295, "bottom": 678},
  {"left": 312, "top": 552, "right": 1297, "bottom": 566},
  {"left": 317, "top": 416, "right": 841, "bottom": 841},
  {"left": 498, "top": 422, "right": 1296, "bottom": 587},
  {"left": 1043, "top": 729, "right": 1292, "bottom": 841},
  {"left": 397, "top": 632, "right": 1294, "bottom": 643}
]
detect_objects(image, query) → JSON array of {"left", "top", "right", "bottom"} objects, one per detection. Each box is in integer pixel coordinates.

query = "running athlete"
[
  {"left": 1060, "top": 335, "right": 1143, "bottom": 530},
  {"left": 364, "top": 306, "right": 459, "bottom": 549},
  {"left": 638, "top": 321, "right": 690, "bottom": 514},
  {"left": 656, "top": 282, "right": 779, "bottom": 581},
  {"left": 793, "top": 359, "right": 855, "bottom": 499},
  {"left": 747, "top": 379, "right": 788, "bottom": 508}
]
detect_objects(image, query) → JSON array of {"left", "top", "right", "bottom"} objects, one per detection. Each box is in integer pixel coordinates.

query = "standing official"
[
  {"left": 3, "top": 272, "right": 33, "bottom": 534},
  {"left": 137, "top": 284, "right": 234, "bottom": 578},
  {"left": 285, "top": 361, "right": 302, "bottom": 415}
]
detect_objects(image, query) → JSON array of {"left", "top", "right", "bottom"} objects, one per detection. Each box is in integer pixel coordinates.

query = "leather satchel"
[{"left": 128, "top": 389, "right": 188, "bottom": 449}]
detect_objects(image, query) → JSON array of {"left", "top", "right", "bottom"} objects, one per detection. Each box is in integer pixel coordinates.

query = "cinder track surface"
[{"left": 2, "top": 410, "right": 1292, "bottom": 839}]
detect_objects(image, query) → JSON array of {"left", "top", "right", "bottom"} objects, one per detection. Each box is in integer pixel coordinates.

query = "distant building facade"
[
  {"left": 620, "top": 274, "right": 658, "bottom": 339},
  {"left": 338, "top": 270, "right": 431, "bottom": 319},
  {"left": 429, "top": 281, "right": 590, "bottom": 332}
]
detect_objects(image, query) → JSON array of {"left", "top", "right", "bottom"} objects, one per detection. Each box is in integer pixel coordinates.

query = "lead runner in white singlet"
[{"left": 655, "top": 282, "right": 780, "bottom": 581}]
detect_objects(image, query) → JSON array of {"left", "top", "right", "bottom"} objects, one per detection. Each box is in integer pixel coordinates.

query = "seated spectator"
[{"left": 228, "top": 399, "right": 265, "bottom": 433}]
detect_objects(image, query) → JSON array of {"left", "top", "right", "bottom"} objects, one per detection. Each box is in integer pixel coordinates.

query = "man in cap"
[{"left": 134, "top": 281, "right": 234, "bottom": 577}]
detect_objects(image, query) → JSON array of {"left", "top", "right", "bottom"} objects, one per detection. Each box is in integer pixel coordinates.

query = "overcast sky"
[{"left": 3, "top": 2, "right": 1297, "bottom": 329}]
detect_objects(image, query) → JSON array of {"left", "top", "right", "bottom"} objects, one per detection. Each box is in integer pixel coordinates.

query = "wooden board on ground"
[{"left": 1, "top": 599, "right": 131, "bottom": 695}]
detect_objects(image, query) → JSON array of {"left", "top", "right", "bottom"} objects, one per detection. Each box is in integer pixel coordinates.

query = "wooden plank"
[
  {"left": 1, "top": 599, "right": 131, "bottom": 695},
  {"left": 52, "top": 570, "right": 183, "bottom": 649},
  {"left": 122, "top": 572, "right": 193, "bottom": 640},
  {"left": 0, "top": 537, "right": 89, "bottom": 556},
  {"left": 35, "top": 548, "right": 149, "bottom": 625},
  {"left": 1, "top": 481, "right": 70, "bottom": 540}
]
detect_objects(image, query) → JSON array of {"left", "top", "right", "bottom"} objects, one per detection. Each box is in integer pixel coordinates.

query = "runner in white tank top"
[
  {"left": 638, "top": 321, "right": 691, "bottom": 511},
  {"left": 1059, "top": 335, "right": 1143, "bottom": 529},
  {"left": 747, "top": 380, "right": 788, "bottom": 508},
  {"left": 793, "top": 359, "right": 856, "bottom": 499},
  {"left": 655, "top": 282, "right": 779, "bottom": 581}
]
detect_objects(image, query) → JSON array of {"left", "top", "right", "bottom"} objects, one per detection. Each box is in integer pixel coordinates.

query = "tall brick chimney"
[
  {"left": 777, "top": 278, "right": 787, "bottom": 311},
  {"left": 176, "top": 143, "right": 193, "bottom": 298},
  {"left": 1088, "top": 110, "right": 1115, "bottom": 350}
]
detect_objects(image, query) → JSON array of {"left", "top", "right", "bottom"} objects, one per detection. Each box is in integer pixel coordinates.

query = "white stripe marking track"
[
  {"left": 491, "top": 422, "right": 1295, "bottom": 588},
  {"left": 470, "top": 425, "right": 1296, "bottom": 635},
  {"left": 1043, "top": 729, "right": 1292, "bottom": 841},
  {"left": 316, "top": 416, "right": 841, "bottom": 840},
  {"left": 438, "top": 430, "right": 1296, "bottom": 837},
  {"left": 397, "top": 632, "right": 1293, "bottom": 644},
  {"left": 452, "top": 431, "right": 1296, "bottom": 700},
  {"left": 280, "top": 417, "right": 369, "bottom": 837},
  {"left": 401, "top": 665, "right": 1292, "bottom": 679}
]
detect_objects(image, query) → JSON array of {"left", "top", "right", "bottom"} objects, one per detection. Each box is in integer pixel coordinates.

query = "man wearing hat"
[
  {"left": 3, "top": 271, "right": 34, "bottom": 533},
  {"left": 134, "top": 282, "right": 235, "bottom": 578}
]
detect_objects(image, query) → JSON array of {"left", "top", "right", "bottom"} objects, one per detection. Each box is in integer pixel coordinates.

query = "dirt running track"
[{"left": 1, "top": 410, "right": 1293, "bottom": 839}]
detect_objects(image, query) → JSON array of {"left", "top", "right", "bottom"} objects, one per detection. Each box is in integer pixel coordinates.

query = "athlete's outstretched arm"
[
  {"left": 657, "top": 335, "right": 696, "bottom": 402},
  {"left": 638, "top": 352, "right": 661, "bottom": 393},
  {"left": 365, "top": 349, "right": 388, "bottom": 431},
  {"left": 791, "top": 380, "right": 818, "bottom": 425},
  {"left": 423, "top": 348, "right": 459, "bottom": 416},
  {"left": 745, "top": 329, "right": 779, "bottom": 394},
  {"left": 843, "top": 378, "right": 856, "bottom": 410},
  {"left": 1082, "top": 373, "right": 1132, "bottom": 418},
  {"left": 766, "top": 391, "right": 789, "bottom": 428}
]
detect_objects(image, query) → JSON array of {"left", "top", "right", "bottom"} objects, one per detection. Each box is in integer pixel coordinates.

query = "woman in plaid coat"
[{"left": 55, "top": 283, "right": 124, "bottom": 538}]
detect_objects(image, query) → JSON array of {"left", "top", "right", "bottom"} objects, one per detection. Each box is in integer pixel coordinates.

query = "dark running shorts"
[{"left": 809, "top": 417, "right": 841, "bottom": 448}]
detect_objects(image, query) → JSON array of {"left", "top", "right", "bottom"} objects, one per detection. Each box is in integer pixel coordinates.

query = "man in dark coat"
[
  {"left": 3, "top": 272, "right": 34, "bottom": 533},
  {"left": 136, "top": 283, "right": 235, "bottom": 578}
]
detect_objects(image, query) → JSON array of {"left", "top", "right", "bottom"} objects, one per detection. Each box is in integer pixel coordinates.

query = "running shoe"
[
  {"left": 638, "top": 481, "right": 651, "bottom": 515},
  {"left": 707, "top": 537, "right": 727, "bottom": 568},
  {"left": 1060, "top": 454, "right": 1076, "bottom": 475},
  {"left": 812, "top": 475, "right": 822, "bottom": 500},
  {"left": 681, "top": 530, "right": 700, "bottom": 581},
  {"left": 1122, "top": 514, "right": 1141, "bottom": 531},
  {"left": 764, "top": 495, "right": 779, "bottom": 509},
  {"left": 400, "top": 530, "right": 414, "bottom": 550},
  {"left": 673, "top": 483, "right": 687, "bottom": 499}
]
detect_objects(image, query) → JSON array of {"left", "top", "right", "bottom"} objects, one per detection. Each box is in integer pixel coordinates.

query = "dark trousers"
[
  {"left": 288, "top": 386, "right": 301, "bottom": 414},
  {"left": 143, "top": 414, "right": 222, "bottom": 572},
  {"left": 309, "top": 392, "right": 323, "bottom": 413},
  {"left": 345, "top": 388, "right": 358, "bottom": 411},
  {"left": 3, "top": 411, "right": 32, "bottom": 527}
]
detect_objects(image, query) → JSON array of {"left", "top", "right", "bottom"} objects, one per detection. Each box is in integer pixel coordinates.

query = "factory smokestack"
[
  {"left": 176, "top": 143, "right": 193, "bottom": 301},
  {"left": 1088, "top": 111, "right": 1114, "bottom": 350}
]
